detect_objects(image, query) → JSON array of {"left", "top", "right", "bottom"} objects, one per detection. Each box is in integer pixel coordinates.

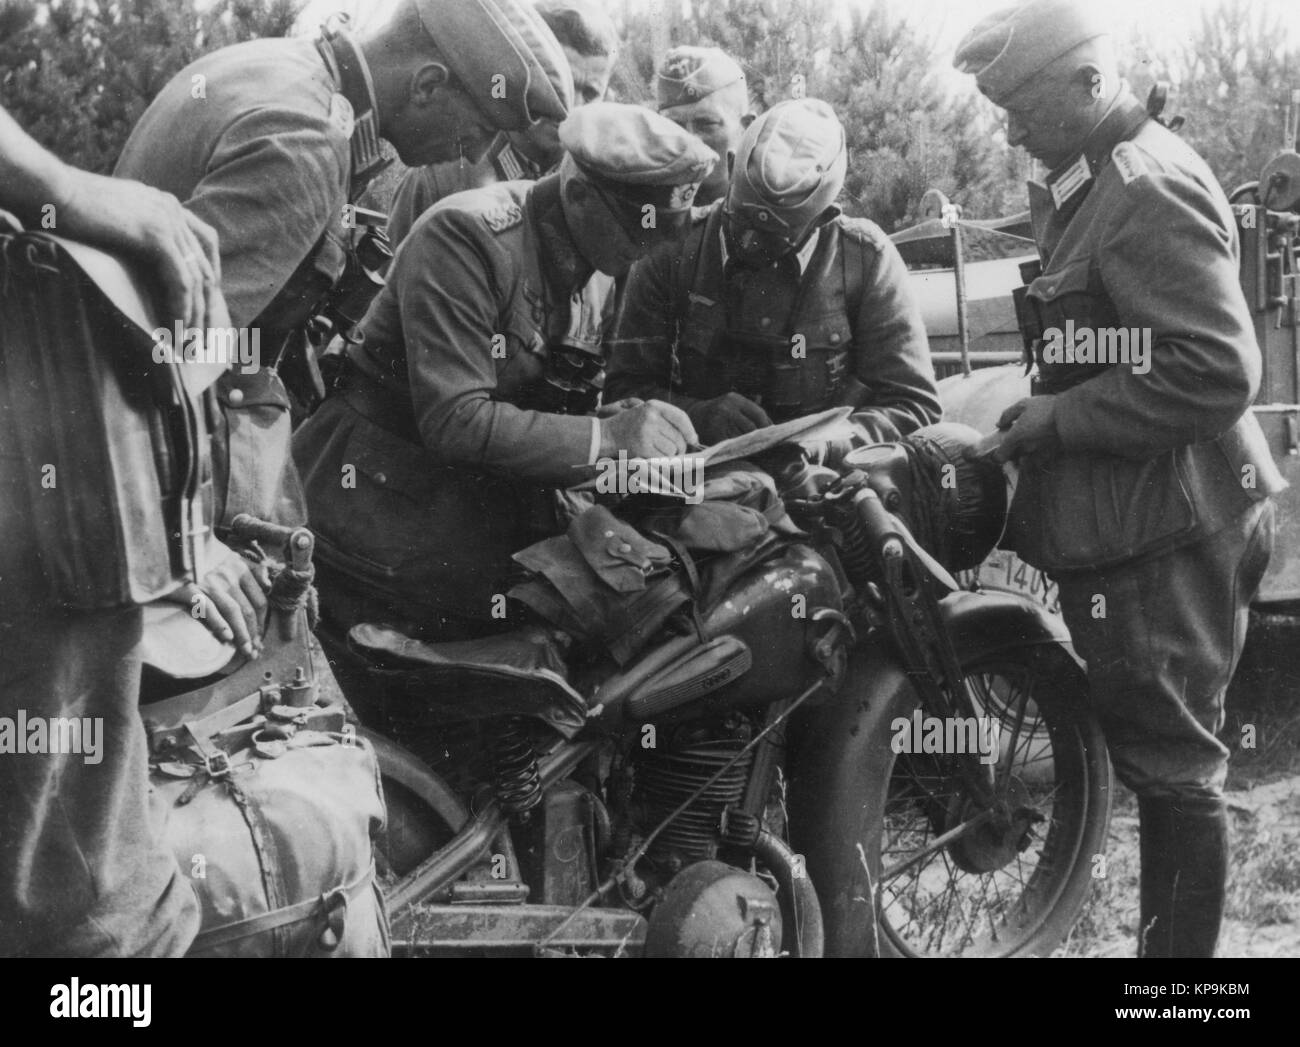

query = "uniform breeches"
[
  {"left": 0, "top": 606, "right": 199, "bottom": 956},
  {"left": 1055, "top": 500, "right": 1274, "bottom": 800}
]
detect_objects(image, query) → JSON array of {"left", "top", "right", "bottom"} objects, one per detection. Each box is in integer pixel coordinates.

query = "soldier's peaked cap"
[
  {"left": 560, "top": 102, "right": 717, "bottom": 209},
  {"left": 730, "top": 98, "right": 846, "bottom": 232},
  {"left": 415, "top": 0, "right": 573, "bottom": 131},
  {"left": 953, "top": 0, "right": 1109, "bottom": 104},
  {"left": 657, "top": 46, "right": 746, "bottom": 110}
]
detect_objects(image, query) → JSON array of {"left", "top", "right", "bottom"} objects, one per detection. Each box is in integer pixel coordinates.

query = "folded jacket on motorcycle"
[
  {"left": 567, "top": 504, "right": 674, "bottom": 592},
  {"left": 510, "top": 533, "right": 692, "bottom": 666},
  {"left": 634, "top": 463, "right": 801, "bottom": 552},
  {"left": 670, "top": 501, "right": 771, "bottom": 553}
]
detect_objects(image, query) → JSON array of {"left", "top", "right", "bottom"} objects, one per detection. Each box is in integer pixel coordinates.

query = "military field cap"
[
  {"left": 656, "top": 46, "right": 746, "bottom": 111},
  {"left": 729, "top": 98, "right": 846, "bottom": 235},
  {"left": 559, "top": 102, "right": 718, "bottom": 210},
  {"left": 415, "top": 0, "right": 573, "bottom": 132},
  {"left": 953, "top": 0, "right": 1109, "bottom": 104}
]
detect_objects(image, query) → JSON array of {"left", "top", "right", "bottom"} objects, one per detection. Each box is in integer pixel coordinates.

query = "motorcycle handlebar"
[
  {"left": 230, "top": 513, "right": 295, "bottom": 547},
  {"left": 230, "top": 513, "right": 315, "bottom": 569},
  {"left": 850, "top": 487, "right": 904, "bottom": 560}
]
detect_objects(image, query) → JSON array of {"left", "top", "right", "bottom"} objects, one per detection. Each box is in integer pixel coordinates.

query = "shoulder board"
[
  {"left": 834, "top": 214, "right": 888, "bottom": 250},
  {"left": 480, "top": 202, "right": 524, "bottom": 234},
  {"left": 1111, "top": 142, "right": 1147, "bottom": 186}
]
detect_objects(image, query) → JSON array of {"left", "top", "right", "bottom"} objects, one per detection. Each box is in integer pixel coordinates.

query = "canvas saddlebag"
[{"left": 144, "top": 613, "right": 390, "bottom": 958}]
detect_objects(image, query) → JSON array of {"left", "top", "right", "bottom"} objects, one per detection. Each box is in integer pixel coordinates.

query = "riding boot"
[{"left": 1137, "top": 795, "right": 1228, "bottom": 958}]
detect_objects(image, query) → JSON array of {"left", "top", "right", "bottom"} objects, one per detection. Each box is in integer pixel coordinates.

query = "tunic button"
[
  {"left": 228, "top": 388, "right": 245, "bottom": 406},
  {"left": 373, "top": 472, "right": 387, "bottom": 486},
  {"left": 760, "top": 317, "right": 772, "bottom": 329},
  {"left": 830, "top": 332, "right": 841, "bottom": 344}
]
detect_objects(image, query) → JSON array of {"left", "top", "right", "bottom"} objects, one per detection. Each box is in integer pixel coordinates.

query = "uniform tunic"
[
  {"left": 1011, "top": 94, "right": 1284, "bottom": 798},
  {"left": 116, "top": 37, "right": 359, "bottom": 528},
  {"left": 606, "top": 204, "right": 941, "bottom": 441},
  {"left": 1, "top": 37, "right": 361, "bottom": 957},
  {"left": 294, "top": 176, "right": 615, "bottom": 633},
  {"left": 385, "top": 136, "right": 543, "bottom": 246},
  {"left": 3, "top": 35, "right": 357, "bottom": 958}
]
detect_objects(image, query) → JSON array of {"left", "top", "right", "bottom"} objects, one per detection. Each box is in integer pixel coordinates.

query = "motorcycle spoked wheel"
[
  {"left": 361, "top": 728, "right": 468, "bottom": 887},
  {"left": 866, "top": 645, "right": 1111, "bottom": 957}
]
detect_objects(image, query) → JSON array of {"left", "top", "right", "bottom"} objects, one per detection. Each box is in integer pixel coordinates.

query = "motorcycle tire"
[
  {"left": 362, "top": 728, "right": 468, "bottom": 886},
  {"left": 802, "top": 641, "right": 1112, "bottom": 957}
]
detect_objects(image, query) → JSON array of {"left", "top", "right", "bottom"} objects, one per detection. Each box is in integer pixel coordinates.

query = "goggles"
[{"left": 587, "top": 176, "right": 697, "bottom": 248}]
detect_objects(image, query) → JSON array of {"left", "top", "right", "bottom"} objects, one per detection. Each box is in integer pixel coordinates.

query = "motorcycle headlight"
[
  {"left": 844, "top": 423, "right": 1007, "bottom": 574},
  {"left": 903, "top": 422, "right": 1008, "bottom": 573}
]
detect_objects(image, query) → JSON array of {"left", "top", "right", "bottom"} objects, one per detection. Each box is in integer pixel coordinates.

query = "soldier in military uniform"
[
  {"left": 293, "top": 103, "right": 715, "bottom": 642},
  {"left": 954, "top": 0, "right": 1284, "bottom": 957},
  {"left": 655, "top": 46, "right": 755, "bottom": 208},
  {"left": 607, "top": 98, "right": 940, "bottom": 446},
  {"left": 114, "top": 0, "right": 572, "bottom": 657},
  {"left": 0, "top": 0, "right": 567, "bottom": 959},
  {"left": 0, "top": 107, "right": 224, "bottom": 955},
  {"left": 385, "top": 0, "right": 620, "bottom": 246}
]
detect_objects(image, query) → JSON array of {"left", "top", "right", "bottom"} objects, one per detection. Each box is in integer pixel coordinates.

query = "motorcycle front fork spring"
[
  {"left": 836, "top": 508, "right": 878, "bottom": 589},
  {"left": 491, "top": 718, "right": 542, "bottom": 817}
]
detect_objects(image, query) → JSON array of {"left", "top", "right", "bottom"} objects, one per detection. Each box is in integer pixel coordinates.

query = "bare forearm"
[
  {"left": 0, "top": 106, "right": 78, "bottom": 223},
  {"left": 0, "top": 105, "right": 225, "bottom": 329}
]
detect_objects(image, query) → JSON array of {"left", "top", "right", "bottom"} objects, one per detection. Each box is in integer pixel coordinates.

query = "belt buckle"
[
  {"left": 317, "top": 883, "right": 351, "bottom": 951},
  {"left": 203, "top": 750, "right": 233, "bottom": 779}
]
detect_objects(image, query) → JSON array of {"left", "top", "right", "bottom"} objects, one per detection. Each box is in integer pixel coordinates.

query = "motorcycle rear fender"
[{"left": 786, "top": 587, "right": 1076, "bottom": 957}]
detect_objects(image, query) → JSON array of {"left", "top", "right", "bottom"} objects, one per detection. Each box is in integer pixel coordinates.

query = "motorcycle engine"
[
  {"left": 615, "top": 714, "right": 789, "bottom": 957},
  {"left": 627, "top": 715, "right": 756, "bottom": 868},
  {"left": 644, "top": 860, "right": 783, "bottom": 958}
]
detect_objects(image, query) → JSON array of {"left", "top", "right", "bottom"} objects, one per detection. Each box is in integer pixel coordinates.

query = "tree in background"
[
  {"left": 613, "top": 0, "right": 1026, "bottom": 231},
  {"left": 819, "top": 4, "right": 1030, "bottom": 231},
  {"left": 1163, "top": 0, "right": 1298, "bottom": 194},
  {"left": 5, "top": 0, "right": 1295, "bottom": 228},
  {"left": 0, "top": 0, "right": 301, "bottom": 175}
]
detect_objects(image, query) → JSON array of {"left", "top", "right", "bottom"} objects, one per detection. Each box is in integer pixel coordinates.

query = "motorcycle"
[
  {"left": 144, "top": 426, "right": 1112, "bottom": 957},
  {"left": 301, "top": 424, "right": 1113, "bottom": 958}
]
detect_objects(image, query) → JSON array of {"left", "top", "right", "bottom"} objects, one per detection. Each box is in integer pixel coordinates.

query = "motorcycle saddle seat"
[{"left": 347, "top": 622, "right": 589, "bottom": 736}]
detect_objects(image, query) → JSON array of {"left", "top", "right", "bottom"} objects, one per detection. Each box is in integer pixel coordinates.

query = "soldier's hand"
[
  {"left": 165, "top": 539, "right": 268, "bottom": 660},
  {"left": 595, "top": 397, "right": 646, "bottom": 417},
  {"left": 599, "top": 399, "right": 699, "bottom": 459},
  {"left": 58, "top": 170, "right": 226, "bottom": 332},
  {"left": 992, "top": 396, "right": 1061, "bottom": 463},
  {"left": 687, "top": 393, "right": 772, "bottom": 445}
]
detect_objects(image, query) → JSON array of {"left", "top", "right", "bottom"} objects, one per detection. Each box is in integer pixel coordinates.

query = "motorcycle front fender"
[{"left": 786, "top": 587, "right": 1077, "bottom": 956}]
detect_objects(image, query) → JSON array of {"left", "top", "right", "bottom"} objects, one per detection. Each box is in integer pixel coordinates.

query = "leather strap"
[
  {"left": 315, "top": 25, "right": 388, "bottom": 198},
  {"left": 652, "top": 531, "right": 707, "bottom": 643},
  {"left": 190, "top": 861, "right": 376, "bottom": 953}
]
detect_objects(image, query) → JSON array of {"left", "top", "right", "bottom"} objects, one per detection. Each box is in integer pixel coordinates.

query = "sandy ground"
[{"left": 1055, "top": 778, "right": 1300, "bottom": 958}]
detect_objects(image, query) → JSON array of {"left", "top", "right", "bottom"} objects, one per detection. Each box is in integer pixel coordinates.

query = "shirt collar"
[
  {"left": 1036, "top": 91, "right": 1149, "bottom": 213},
  {"left": 718, "top": 223, "right": 822, "bottom": 275},
  {"left": 315, "top": 26, "right": 386, "bottom": 197},
  {"left": 489, "top": 135, "right": 545, "bottom": 183}
]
